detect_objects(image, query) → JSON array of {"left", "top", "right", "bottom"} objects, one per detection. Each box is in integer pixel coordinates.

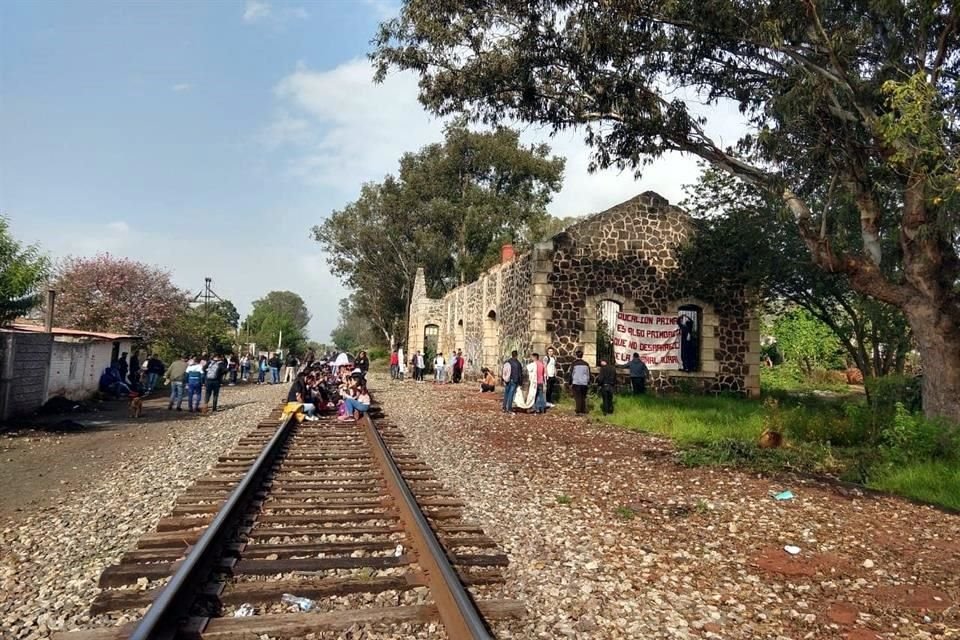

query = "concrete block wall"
[{"left": 0, "top": 332, "right": 53, "bottom": 420}]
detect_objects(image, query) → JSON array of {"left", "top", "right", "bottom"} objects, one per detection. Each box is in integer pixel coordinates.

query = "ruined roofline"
[{"left": 411, "top": 190, "right": 688, "bottom": 302}]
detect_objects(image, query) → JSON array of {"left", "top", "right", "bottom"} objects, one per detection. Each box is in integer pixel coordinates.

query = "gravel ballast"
[
  {"left": 376, "top": 375, "right": 960, "bottom": 640},
  {"left": 0, "top": 384, "right": 284, "bottom": 640}
]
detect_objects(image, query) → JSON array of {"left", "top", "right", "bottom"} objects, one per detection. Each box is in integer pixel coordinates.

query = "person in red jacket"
[{"left": 389, "top": 350, "right": 400, "bottom": 379}]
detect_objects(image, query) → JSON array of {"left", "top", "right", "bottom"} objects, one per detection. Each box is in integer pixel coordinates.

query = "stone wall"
[
  {"left": 406, "top": 191, "right": 761, "bottom": 395},
  {"left": 0, "top": 332, "right": 53, "bottom": 420}
]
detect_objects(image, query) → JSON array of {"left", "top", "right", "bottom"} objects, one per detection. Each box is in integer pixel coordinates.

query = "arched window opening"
[
  {"left": 424, "top": 324, "right": 439, "bottom": 371},
  {"left": 482, "top": 310, "right": 498, "bottom": 369},
  {"left": 678, "top": 304, "right": 702, "bottom": 372},
  {"left": 597, "top": 299, "right": 622, "bottom": 365}
]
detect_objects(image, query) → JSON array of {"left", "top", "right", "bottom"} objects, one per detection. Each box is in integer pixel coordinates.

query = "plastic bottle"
[{"left": 281, "top": 593, "right": 316, "bottom": 611}]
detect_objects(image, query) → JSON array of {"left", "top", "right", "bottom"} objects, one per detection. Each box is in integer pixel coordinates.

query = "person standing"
[
  {"left": 240, "top": 354, "right": 250, "bottom": 382},
  {"left": 533, "top": 353, "right": 547, "bottom": 414},
  {"left": 145, "top": 354, "right": 165, "bottom": 395},
  {"left": 596, "top": 357, "right": 618, "bottom": 415},
  {"left": 204, "top": 354, "right": 225, "bottom": 412},
  {"left": 117, "top": 353, "right": 129, "bottom": 385},
  {"left": 625, "top": 352, "right": 650, "bottom": 395},
  {"left": 257, "top": 355, "right": 268, "bottom": 384},
  {"left": 389, "top": 350, "right": 399, "bottom": 379},
  {"left": 434, "top": 352, "right": 446, "bottom": 383},
  {"left": 544, "top": 347, "right": 559, "bottom": 407},
  {"left": 166, "top": 355, "right": 188, "bottom": 411},
  {"left": 502, "top": 350, "right": 522, "bottom": 413},
  {"left": 569, "top": 350, "right": 591, "bottom": 414},
  {"left": 128, "top": 351, "right": 140, "bottom": 388},
  {"left": 415, "top": 350, "right": 425, "bottom": 382},
  {"left": 284, "top": 353, "right": 299, "bottom": 383},
  {"left": 268, "top": 352, "right": 281, "bottom": 384},
  {"left": 228, "top": 354, "right": 239, "bottom": 385},
  {"left": 185, "top": 358, "right": 204, "bottom": 413}
]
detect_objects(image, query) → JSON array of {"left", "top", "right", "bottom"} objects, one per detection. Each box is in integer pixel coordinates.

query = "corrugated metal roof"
[{"left": 3, "top": 323, "right": 140, "bottom": 341}]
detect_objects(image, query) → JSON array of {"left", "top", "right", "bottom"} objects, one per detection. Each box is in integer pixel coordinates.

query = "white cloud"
[
  {"left": 265, "top": 59, "right": 750, "bottom": 215},
  {"left": 171, "top": 83, "right": 192, "bottom": 92},
  {"left": 242, "top": 1, "right": 308, "bottom": 25},
  {"left": 242, "top": 0, "right": 271, "bottom": 23},
  {"left": 362, "top": 0, "right": 400, "bottom": 19}
]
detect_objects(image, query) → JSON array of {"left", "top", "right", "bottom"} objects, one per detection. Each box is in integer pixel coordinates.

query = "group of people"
[
  {"left": 285, "top": 357, "right": 371, "bottom": 422},
  {"left": 388, "top": 348, "right": 472, "bottom": 384},
  {"left": 493, "top": 347, "right": 651, "bottom": 416}
]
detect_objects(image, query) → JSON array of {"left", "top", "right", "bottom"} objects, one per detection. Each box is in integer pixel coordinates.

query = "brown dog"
[
  {"left": 758, "top": 429, "right": 783, "bottom": 449},
  {"left": 128, "top": 395, "right": 144, "bottom": 418}
]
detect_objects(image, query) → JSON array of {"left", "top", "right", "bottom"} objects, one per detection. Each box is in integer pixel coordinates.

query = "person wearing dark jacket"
[
  {"left": 501, "top": 350, "right": 522, "bottom": 413},
  {"left": 596, "top": 357, "right": 618, "bottom": 415},
  {"left": 355, "top": 351, "right": 370, "bottom": 374},
  {"left": 568, "top": 350, "right": 592, "bottom": 414},
  {"left": 622, "top": 352, "right": 650, "bottom": 395}
]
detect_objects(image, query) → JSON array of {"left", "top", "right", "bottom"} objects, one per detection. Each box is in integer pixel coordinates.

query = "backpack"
[{"left": 206, "top": 362, "right": 222, "bottom": 380}]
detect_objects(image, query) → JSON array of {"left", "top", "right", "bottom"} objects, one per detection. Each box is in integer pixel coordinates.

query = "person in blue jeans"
[
  {"left": 268, "top": 353, "right": 281, "bottom": 384},
  {"left": 258, "top": 356, "right": 267, "bottom": 384},
  {"left": 185, "top": 359, "right": 204, "bottom": 412},
  {"left": 501, "top": 350, "right": 522, "bottom": 413},
  {"left": 204, "top": 355, "right": 225, "bottom": 412},
  {"left": 339, "top": 386, "right": 371, "bottom": 421}
]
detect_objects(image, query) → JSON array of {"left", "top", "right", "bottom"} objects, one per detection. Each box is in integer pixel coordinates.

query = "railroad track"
[{"left": 58, "top": 402, "right": 524, "bottom": 639}]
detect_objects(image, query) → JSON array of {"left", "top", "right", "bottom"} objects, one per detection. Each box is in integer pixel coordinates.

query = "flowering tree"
[{"left": 52, "top": 254, "right": 190, "bottom": 342}]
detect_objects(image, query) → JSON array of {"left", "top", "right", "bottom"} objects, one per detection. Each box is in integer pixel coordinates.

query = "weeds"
[
  {"left": 555, "top": 494, "right": 573, "bottom": 505},
  {"left": 615, "top": 506, "right": 636, "bottom": 520}
]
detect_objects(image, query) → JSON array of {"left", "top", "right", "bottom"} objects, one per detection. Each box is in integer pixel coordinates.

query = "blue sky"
[{"left": 1, "top": 0, "right": 743, "bottom": 342}]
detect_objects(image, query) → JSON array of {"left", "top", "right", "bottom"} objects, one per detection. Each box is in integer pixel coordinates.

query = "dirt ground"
[
  {"left": 378, "top": 377, "right": 960, "bottom": 639},
  {"left": 0, "top": 386, "right": 267, "bottom": 525}
]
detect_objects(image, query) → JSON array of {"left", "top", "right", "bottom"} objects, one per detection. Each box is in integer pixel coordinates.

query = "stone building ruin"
[{"left": 406, "top": 192, "right": 761, "bottom": 395}]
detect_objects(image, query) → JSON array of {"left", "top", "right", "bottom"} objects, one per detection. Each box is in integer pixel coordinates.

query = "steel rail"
[
  {"left": 362, "top": 413, "right": 493, "bottom": 639},
  {"left": 128, "top": 412, "right": 296, "bottom": 640}
]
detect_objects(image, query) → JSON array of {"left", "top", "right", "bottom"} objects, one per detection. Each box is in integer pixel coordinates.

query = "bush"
[
  {"left": 367, "top": 347, "right": 389, "bottom": 361},
  {"left": 783, "top": 404, "right": 869, "bottom": 447},
  {"left": 879, "top": 404, "right": 960, "bottom": 464},
  {"left": 865, "top": 374, "right": 922, "bottom": 417}
]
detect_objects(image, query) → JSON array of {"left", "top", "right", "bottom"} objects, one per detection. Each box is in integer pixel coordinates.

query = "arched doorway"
[
  {"left": 677, "top": 304, "right": 702, "bottom": 372},
  {"left": 424, "top": 324, "right": 439, "bottom": 371},
  {"left": 597, "top": 299, "right": 622, "bottom": 365},
  {"left": 482, "top": 310, "right": 498, "bottom": 370}
]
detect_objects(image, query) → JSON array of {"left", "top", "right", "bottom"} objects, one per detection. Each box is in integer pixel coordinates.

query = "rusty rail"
[{"left": 361, "top": 414, "right": 493, "bottom": 639}]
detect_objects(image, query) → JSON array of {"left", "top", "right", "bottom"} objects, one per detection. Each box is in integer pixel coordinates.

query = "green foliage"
[
  {"left": 243, "top": 291, "right": 310, "bottom": 355},
  {"left": 154, "top": 306, "right": 235, "bottom": 361},
  {"left": 555, "top": 494, "right": 573, "bottom": 505},
  {"left": 679, "top": 167, "right": 913, "bottom": 378},
  {"left": 330, "top": 298, "right": 377, "bottom": 353},
  {"left": 597, "top": 385, "right": 960, "bottom": 510},
  {"left": 773, "top": 309, "right": 844, "bottom": 375},
  {"left": 614, "top": 506, "right": 636, "bottom": 520},
  {"left": 0, "top": 216, "right": 49, "bottom": 325},
  {"left": 314, "top": 120, "right": 564, "bottom": 348}
]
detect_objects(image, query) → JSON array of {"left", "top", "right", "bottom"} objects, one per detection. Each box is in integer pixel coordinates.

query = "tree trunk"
[{"left": 904, "top": 302, "right": 960, "bottom": 423}]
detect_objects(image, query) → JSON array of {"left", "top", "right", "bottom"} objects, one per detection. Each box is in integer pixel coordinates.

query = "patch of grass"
[
  {"left": 615, "top": 506, "right": 636, "bottom": 520},
  {"left": 595, "top": 393, "right": 766, "bottom": 446},
  {"left": 555, "top": 494, "right": 573, "bottom": 505},
  {"left": 694, "top": 498, "right": 709, "bottom": 515},
  {"left": 869, "top": 462, "right": 960, "bottom": 511}
]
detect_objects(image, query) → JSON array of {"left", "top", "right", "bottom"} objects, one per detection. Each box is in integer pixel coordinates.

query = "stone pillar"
[
  {"left": 529, "top": 240, "right": 555, "bottom": 353},
  {"left": 745, "top": 309, "right": 762, "bottom": 397}
]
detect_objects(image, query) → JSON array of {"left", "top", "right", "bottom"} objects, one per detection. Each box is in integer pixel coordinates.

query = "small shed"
[{"left": 6, "top": 323, "right": 139, "bottom": 402}]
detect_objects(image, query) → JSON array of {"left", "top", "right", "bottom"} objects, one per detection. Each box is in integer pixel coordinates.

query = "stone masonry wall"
[{"left": 407, "top": 191, "right": 761, "bottom": 395}]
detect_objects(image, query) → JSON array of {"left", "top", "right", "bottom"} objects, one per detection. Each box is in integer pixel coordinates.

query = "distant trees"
[
  {"left": 330, "top": 298, "right": 376, "bottom": 354},
  {"left": 243, "top": 290, "right": 310, "bottom": 355},
  {"left": 314, "top": 120, "right": 565, "bottom": 349},
  {"left": 0, "top": 216, "right": 49, "bottom": 325},
  {"left": 52, "top": 254, "right": 189, "bottom": 342}
]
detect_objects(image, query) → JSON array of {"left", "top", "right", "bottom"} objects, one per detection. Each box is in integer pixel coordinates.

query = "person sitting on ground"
[
  {"left": 287, "top": 371, "right": 319, "bottom": 421},
  {"left": 480, "top": 367, "right": 497, "bottom": 393},
  {"left": 339, "top": 384, "right": 371, "bottom": 421},
  {"left": 99, "top": 366, "right": 131, "bottom": 399}
]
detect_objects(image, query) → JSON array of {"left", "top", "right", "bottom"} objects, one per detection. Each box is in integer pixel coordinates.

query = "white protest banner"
[{"left": 612, "top": 312, "right": 680, "bottom": 369}]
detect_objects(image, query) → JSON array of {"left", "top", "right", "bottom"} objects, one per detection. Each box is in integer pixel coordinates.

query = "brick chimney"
[{"left": 500, "top": 244, "right": 515, "bottom": 263}]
